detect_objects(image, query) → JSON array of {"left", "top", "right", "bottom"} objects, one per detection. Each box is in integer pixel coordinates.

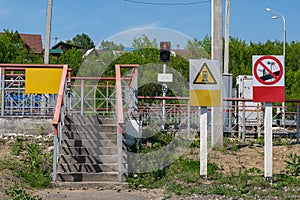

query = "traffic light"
[{"left": 160, "top": 41, "right": 171, "bottom": 62}]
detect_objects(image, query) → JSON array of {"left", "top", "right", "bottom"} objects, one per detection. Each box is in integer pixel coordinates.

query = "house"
[
  {"left": 19, "top": 33, "right": 43, "bottom": 54},
  {"left": 50, "top": 41, "right": 86, "bottom": 58},
  {"left": 51, "top": 41, "right": 82, "bottom": 52},
  {"left": 0, "top": 32, "right": 43, "bottom": 54}
]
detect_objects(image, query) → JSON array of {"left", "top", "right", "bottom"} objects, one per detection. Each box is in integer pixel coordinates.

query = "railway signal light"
[{"left": 160, "top": 41, "right": 171, "bottom": 62}]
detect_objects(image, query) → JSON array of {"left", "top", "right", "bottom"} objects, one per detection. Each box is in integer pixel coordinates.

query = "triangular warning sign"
[{"left": 193, "top": 63, "right": 217, "bottom": 84}]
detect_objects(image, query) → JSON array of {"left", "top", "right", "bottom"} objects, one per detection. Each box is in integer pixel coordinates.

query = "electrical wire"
[{"left": 123, "top": 0, "right": 211, "bottom": 6}]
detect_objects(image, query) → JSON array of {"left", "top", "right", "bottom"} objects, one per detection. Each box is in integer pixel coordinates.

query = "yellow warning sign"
[
  {"left": 190, "top": 89, "right": 221, "bottom": 107},
  {"left": 193, "top": 63, "right": 217, "bottom": 84},
  {"left": 25, "top": 68, "right": 63, "bottom": 94}
]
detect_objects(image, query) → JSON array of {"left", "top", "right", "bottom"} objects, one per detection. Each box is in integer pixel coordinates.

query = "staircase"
[{"left": 54, "top": 115, "right": 127, "bottom": 188}]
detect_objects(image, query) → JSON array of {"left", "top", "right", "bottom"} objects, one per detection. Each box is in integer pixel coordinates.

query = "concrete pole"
[
  {"left": 211, "top": 0, "right": 223, "bottom": 148},
  {"left": 224, "top": 0, "right": 230, "bottom": 74},
  {"left": 44, "top": 0, "right": 53, "bottom": 64},
  {"left": 264, "top": 102, "right": 273, "bottom": 182}
]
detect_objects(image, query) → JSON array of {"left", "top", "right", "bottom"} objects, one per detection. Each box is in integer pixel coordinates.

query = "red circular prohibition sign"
[{"left": 253, "top": 55, "right": 283, "bottom": 85}]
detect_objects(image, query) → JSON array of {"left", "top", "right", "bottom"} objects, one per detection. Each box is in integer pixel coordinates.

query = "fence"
[{"left": 0, "top": 65, "right": 299, "bottom": 144}]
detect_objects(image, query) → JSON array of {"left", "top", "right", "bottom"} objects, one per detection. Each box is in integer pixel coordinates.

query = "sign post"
[
  {"left": 200, "top": 107, "right": 208, "bottom": 177},
  {"left": 264, "top": 102, "right": 273, "bottom": 181},
  {"left": 252, "top": 55, "right": 285, "bottom": 182},
  {"left": 159, "top": 41, "right": 171, "bottom": 130},
  {"left": 190, "top": 59, "right": 221, "bottom": 177}
]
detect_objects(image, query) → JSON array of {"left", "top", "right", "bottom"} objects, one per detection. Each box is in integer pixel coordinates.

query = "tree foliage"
[
  {"left": 67, "top": 33, "right": 95, "bottom": 49},
  {"left": 185, "top": 35, "right": 211, "bottom": 59},
  {"left": 132, "top": 34, "right": 158, "bottom": 49},
  {"left": 1, "top": 29, "right": 300, "bottom": 100},
  {"left": 0, "top": 29, "right": 42, "bottom": 63},
  {"left": 99, "top": 40, "right": 125, "bottom": 51},
  {"left": 58, "top": 48, "right": 83, "bottom": 76}
]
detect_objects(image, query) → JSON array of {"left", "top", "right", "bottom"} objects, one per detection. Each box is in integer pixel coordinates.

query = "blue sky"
[{"left": 0, "top": 0, "right": 299, "bottom": 48}]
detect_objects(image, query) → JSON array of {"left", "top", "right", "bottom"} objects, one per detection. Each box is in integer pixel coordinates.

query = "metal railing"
[
  {"left": 52, "top": 65, "right": 69, "bottom": 182},
  {"left": 0, "top": 64, "right": 68, "bottom": 116},
  {"left": 1, "top": 64, "right": 299, "bottom": 146},
  {"left": 115, "top": 64, "right": 139, "bottom": 182}
]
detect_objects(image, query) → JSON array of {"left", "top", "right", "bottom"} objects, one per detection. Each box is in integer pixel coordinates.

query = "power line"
[{"left": 123, "top": 0, "right": 211, "bottom": 6}]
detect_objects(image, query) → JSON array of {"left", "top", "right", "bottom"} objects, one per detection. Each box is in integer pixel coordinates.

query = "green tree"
[
  {"left": 68, "top": 33, "right": 95, "bottom": 49},
  {"left": 228, "top": 37, "right": 251, "bottom": 80},
  {"left": 0, "top": 29, "right": 41, "bottom": 63},
  {"left": 132, "top": 34, "right": 158, "bottom": 49},
  {"left": 99, "top": 40, "right": 125, "bottom": 51},
  {"left": 58, "top": 48, "right": 83, "bottom": 76},
  {"left": 185, "top": 35, "right": 211, "bottom": 59}
]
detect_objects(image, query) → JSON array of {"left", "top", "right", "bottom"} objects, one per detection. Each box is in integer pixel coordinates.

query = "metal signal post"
[{"left": 160, "top": 41, "right": 171, "bottom": 130}]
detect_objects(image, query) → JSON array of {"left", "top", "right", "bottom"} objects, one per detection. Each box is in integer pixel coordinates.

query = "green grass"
[
  {"left": 5, "top": 182, "right": 42, "bottom": 200},
  {"left": 127, "top": 133, "right": 300, "bottom": 199},
  {"left": 1, "top": 137, "right": 53, "bottom": 199}
]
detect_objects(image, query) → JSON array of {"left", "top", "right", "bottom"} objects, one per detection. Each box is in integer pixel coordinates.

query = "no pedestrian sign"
[{"left": 252, "top": 55, "right": 285, "bottom": 102}]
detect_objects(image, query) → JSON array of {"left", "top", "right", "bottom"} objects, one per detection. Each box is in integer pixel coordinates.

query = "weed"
[
  {"left": 284, "top": 153, "right": 300, "bottom": 176},
  {"left": 5, "top": 182, "right": 42, "bottom": 200},
  {"left": 12, "top": 137, "right": 24, "bottom": 156},
  {"left": 230, "top": 142, "right": 239, "bottom": 152},
  {"left": 166, "top": 182, "right": 191, "bottom": 196},
  {"left": 128, "top": 169, "right": 167, "bottom": 189},
  {"left": 255, "top": 136, "right": 264, "bottom": 146},
  {"left": 15, "top": 142, "right": 52, "bottom": 188}
]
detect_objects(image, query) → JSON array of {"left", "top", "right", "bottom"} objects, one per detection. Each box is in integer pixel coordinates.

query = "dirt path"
[{"left": 34, "top": 188, "right": 164, "bottom": 200}]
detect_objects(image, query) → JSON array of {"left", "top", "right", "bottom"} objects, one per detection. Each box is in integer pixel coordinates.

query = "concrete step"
[
  {"left": 61, "top": 147, "right": 118, "bottom": 155},
  {"left": 52, "top": 181, "right": 128, "bottom": 189},
  {"left": 72, "top": 115, "right": 116, "bottom": 125},
  {"left": 65, "top": 124, "right": 117, "bottom": 133},
  {"left": 62, "top": 131, "right": 117, "bottom": 140},
  {"left": 56, "top": 172, "right": 121, "bottom": 182},
  {"left": 61, "top": 139, "right": 118, "bottom": 148},
  {"left": 59, "top": 155, "right": 119, "bottom": 164},
  {"left": 57, "top": 163, "right": 125, "bottom": 173}
]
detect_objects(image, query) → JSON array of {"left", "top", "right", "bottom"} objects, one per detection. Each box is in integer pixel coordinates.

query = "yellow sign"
[
  {"left": 193, "top": 63, "right": 217, "bottom": 84},
  {"left": 25, "top": 68, "right": 63, "bottom": 94},
  {"left": 190, "top": 89, "right": 221, "bottom": 107}
]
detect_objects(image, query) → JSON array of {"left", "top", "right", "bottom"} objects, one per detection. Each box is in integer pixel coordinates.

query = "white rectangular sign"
[{"left": 158, "top": 73, "right": 173, "bottom": 82}]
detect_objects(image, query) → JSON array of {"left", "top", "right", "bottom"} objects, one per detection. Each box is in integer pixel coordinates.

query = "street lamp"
[
  {"left": 266, "top": 7, "right": 286, "bottom": 57},
  {"left": 266, "top": 7, "right": 286, "bottom": 128}
]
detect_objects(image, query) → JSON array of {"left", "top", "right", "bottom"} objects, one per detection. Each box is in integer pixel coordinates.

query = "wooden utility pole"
[
  {"left": 211, "top": 0, "right": 223, "bottom": 148},
  {"left": 44, "top": 0, "right": 53, "bottom": 64}
]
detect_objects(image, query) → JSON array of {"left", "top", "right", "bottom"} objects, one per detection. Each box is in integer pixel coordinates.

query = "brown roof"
[
  {"left": 19, "top": 34, "right": 43, "bottom": 54},
  {"left": 0, "top": 32, "right": 43, "bottom": 54}
]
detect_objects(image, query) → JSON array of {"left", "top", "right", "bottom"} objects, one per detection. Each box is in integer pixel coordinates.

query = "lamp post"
[
  {"left": 266, "top": 7, "right": 286, "bottom": 128},
  {"left": 266, "top": 7, "right": 286, "bottom": 58}
]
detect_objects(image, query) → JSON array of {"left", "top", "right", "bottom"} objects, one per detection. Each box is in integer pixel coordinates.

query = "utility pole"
[
  {"left": 211, "top": 0, "right": 223, "bottom": 148},
  {"left": 224, "top": 0, "right": 230, "bottom": 74},
  {"left": 44, "top": 0, "right": 53, "bottom": 64}
]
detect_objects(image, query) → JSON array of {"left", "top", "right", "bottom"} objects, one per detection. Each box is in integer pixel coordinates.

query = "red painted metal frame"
[
  {"left": 115, "top": 64, "right": 139, "bottom": 132},
  {"left": 138, "top": 96, "right": 189, "bottom": 100},
  {"left": 0, "top": 63, "right": 70, "bottom": 135},
  {"left": 115, "top": 65, "right": 124, "bottom": 126},
  {"left": 52, "top": 65, "right": 69, "bottom": 135}
]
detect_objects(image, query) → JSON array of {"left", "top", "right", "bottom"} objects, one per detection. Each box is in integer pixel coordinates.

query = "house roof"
[
  {"left": 0, "top": 32, "right": 43, "bottom": 54},
  {"left": 19, "top": 34, "right": 42, "bottom": 54},
  {"left": 52, "top": 41, "right": 82, "bottom": 50}
]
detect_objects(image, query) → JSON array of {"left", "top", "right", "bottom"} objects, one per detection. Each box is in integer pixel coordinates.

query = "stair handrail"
[
  {"left": 115, "top": 64, "right": 139, "bottom": 182},
  {"left": 52, "top": 64, "right": 69, "bottom": 182}
]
